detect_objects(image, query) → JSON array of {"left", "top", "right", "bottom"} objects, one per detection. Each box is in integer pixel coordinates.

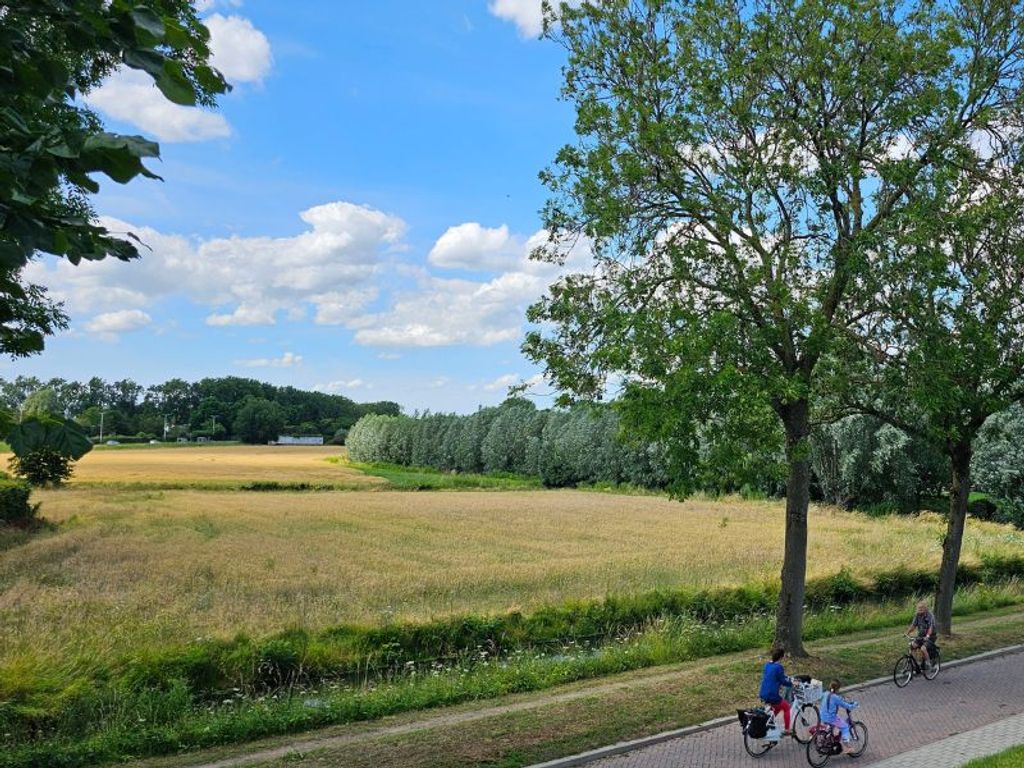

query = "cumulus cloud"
[
  {"left": 482, "top": 373, "right": 520, "bottom": 391},
  {"left": 195, "top": 0, "right": 243, "bottom": 12},
  {"left": 82, "top": 309, "right": 152, "bottom": 338},
  {"left": 428, "top": 223, "right": 521, "bottom": 271},
  {"left": 83, "top": 69, "right": 231, "bottom": 143},
  {"left": 489, "top": 0, "right": 582, "bottom": 38},
  {"left": 83, "top": 11, "right": 271, "bottom": 142},
  {"left": 26, "top": 201, "right": 406, "bottom": 329},
  {"left": 317, "top": 379, "right": 370, "bottom": 392},
  {"left": 352, "top": 227, "right": 591, "bottom": 347},
  {"left": 206, "top": 14, "right": 273, "bottom": 85},
  {"left": 236, "top": 352, "right": 303, "bottom": 368}
]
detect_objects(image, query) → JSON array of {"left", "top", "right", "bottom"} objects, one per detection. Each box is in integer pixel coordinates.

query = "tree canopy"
[
  {"left": 526, "top": 0, "right": 1024, "bottom": 652},
  {"left": 0, "top": 0, "right": 229, "bottom": 356}
]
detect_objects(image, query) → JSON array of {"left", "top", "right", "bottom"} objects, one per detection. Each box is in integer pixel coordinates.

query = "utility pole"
[
  {"left": 163, "top": 415, "right": 169, "bottom": 441},
  {"left": 99, "top": 408, "right": 106, "bottom": 442}
]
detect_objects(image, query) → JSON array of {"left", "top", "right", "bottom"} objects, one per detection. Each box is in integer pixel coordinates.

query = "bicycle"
[
  {"left": 893, "top": 634, "right": 941, "bottom": 687},
  {"left": 806, "top": 705, "right": 868, "bottom": 767},
  {"left": 736, "top": 684, "right": 820, "bottom": 758}
]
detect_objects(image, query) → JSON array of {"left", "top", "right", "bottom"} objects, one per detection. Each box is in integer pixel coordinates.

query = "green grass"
[
  {"left": 344, "top": 461, "right": 542, "bottom": 490},
  {"left": 2, "top": 584, "right": 1022, "bottom": 768},
  {"left": 963, "top": 745, "right": 1024, "bottom": 768}
]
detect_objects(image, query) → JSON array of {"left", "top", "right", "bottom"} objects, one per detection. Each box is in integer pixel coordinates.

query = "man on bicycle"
[
  {"left": 906, "top": 600, "right": 937, "bottom": 669},
  {"left": 758, "top": 646, "right": 792, "bottom": 735}
]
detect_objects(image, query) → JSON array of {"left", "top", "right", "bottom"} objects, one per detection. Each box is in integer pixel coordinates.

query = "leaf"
[
  {"left": 153, "top": 59, "right": 197, "bottom": 106},
  {"left": 7, "top": 417, "right": 93, "bottom": 460},
  {"left": 131, "top": 7, "right": 166, "bottom": 39}
]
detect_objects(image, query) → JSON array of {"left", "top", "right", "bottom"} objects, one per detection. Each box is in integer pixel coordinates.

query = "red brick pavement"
[{"left": 579, "top": 648, "right": 1024, "bottom": 768}]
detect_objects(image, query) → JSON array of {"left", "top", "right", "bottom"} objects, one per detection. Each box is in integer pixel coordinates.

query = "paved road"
[{"left": 579, "top": 648, "right": 1024, "bottom": 768}]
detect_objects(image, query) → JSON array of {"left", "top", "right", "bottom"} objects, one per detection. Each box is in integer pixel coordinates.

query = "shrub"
[
  {"left": 7, "top": 448, "right": 72, "bottom": 487},
  {"left": 0, "top": 478, "right": 35, "bottom": 523}
]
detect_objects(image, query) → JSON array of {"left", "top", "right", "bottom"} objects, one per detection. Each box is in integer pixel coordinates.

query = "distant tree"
[
  {"left": 233, "top": 397, "right": 286, "bottom": 444},
  {"left": 20, "top": 387, "right": 61, "bottom": 419},
  {"left": 525, "top": 0, "right": 1024, "bottom": 653},
  {"left": 1, "top": 1, "right": 229, "bottom": 354}
]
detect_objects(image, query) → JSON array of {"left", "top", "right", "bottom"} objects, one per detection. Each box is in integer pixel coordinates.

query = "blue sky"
[{"left": 9, "top": 0, "right": 586, "bottom": 413}]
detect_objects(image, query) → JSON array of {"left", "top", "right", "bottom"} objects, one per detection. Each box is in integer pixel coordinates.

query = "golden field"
[
  {"left": 2, "top": 444, "right": 383, "bottom": 488},
  {"left": 1, "top": 446, "right": 1022, "bottom": 673}
]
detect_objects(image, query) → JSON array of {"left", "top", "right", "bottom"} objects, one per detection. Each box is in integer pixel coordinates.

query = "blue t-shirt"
[{"left": 759, "top": 661, "right": 791, "bottom": 703}]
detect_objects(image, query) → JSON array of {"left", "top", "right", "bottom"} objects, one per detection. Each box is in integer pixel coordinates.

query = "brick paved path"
[{"left": 577, "top": 648, "right": 1024, "bottom": 768}]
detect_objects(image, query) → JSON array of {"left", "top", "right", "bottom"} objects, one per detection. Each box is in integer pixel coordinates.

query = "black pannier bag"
[{"left": 737, "top": 708, "right": 769, "bottom": 738}]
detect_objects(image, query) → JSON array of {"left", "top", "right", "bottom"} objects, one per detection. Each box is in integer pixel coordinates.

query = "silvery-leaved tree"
[{"left": 524, "top": 0, "right": 1024, "bottom": 653}]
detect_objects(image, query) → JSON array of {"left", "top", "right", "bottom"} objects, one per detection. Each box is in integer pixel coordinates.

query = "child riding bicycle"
[
  {"left": 758, "top": 646, "right": 793, "bottom": 735},
  {"left": 822, "top": 679, "right": 859, "bottom": 755}
]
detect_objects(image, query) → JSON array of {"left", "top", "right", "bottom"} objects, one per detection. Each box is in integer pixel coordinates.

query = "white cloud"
[
  {"left": 352, "top": 227, "right": 592, "bottom": 348},
  {"left": 428, "top": 223, "right": 521, "bottom": 271},
  {"left": 206, "top": 14, "right": 273, "bottom": 85},
  {"left": 26, "top": 201, "right": 406, "bottom": 329},
  {"left": 195, "top": 0, "right": 243, "bottom": 12},
  {"left": 83, "top": 68, "right": 231, "bottom": 143},
  {"left": 483, "top": 373, "right": 519, "bottom": 391},
  {"left": 83, "top": 11, "right": 271, "bottom": 142},
  {"left": 489, "top": 0, "right": 582, "bottom": 38},
  {"left": 82, "top": 309, "right": 152, "bottom": 338},
  {"left": 317, "top": 379, "right": 370, "bottom": 392},
  {"left": 236, "top": 352, "right": 303, "bottom": 368}
]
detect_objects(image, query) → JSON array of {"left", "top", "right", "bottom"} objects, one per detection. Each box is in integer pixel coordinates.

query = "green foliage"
[
  {"left": 7, "top": 449, "right": 73, "bottom": 488},
  {"left": 232, "top": 397, "right": 286, "bottom": 444},
  {"left": 346, "top": 401, "right": 670, "bottom": 490},
  {"left": 6, "top": 416, "right": 92, "bottom": 461},
  {"left": 0, "top": 478, "right": 36, "bottom": 524},
  {"left": 973, "top": 405, "right": 1024, "bottom": 528},
  {"left": 0, "top": 1, "right": 231, "bottom": 356},
  {"left": 0, "top": 562, "right": 1022, "bottom": 766},
  {"left": 811, "top": 416, "right": 947, "bottom": 510}
]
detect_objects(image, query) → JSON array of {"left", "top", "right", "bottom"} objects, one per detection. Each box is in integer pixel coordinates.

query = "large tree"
[
  {"left": 0, "top": 0, "right": 229, "bottom": 355},
  {"left": 525, "top": 0, "right": 1024, "bottom": 652},
  {"left": 842, "top": 165, "right": 1024, "bottom": 635}
]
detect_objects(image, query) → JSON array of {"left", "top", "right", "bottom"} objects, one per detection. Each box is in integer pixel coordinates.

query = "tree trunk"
[
  {"left": 935, "top": 440, "right": 971, "bottom": 637},
  {"left": 775, "top": 398, "right": 811, "bottom": 656}
]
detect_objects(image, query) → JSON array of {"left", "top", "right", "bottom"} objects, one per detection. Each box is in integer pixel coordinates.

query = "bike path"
[{"left": 532, "top": 646, "right": 1024, "bottom": 768}]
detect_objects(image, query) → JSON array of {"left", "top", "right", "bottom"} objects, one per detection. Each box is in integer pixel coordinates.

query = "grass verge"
[
  {"left": 3, "top": 583, "right": 1023, "bottom": 768},
  {"left": 129, "top": 603, "right": 1024, "bottom": 768},
  {"left": 342, "top": 461, "right": 542, "bottom": 490},
  {"left": 963, "top": 745, "right": 1024, "bottom": 768}
]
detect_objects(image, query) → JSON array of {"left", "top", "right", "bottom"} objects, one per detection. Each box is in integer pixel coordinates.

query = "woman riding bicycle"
[
  {"left": 758, "top": 646, "right": 792, "bottom": 735},
  {"left": 906, "top": 600, "right": 937, "bottom": 669},
  {"left": 822, "top": 679, "right": 859, "bottom": 755}
]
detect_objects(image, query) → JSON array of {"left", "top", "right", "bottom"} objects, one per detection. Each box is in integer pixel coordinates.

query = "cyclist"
[
  {"left": 905, "top": 600, "right": 937, "bottom": 669},
  {"left": 758, "top": 646, "right": 792, "bottom": 735},
  {"left": 822, "top": 679, "right": 859, "bottom": 755}
]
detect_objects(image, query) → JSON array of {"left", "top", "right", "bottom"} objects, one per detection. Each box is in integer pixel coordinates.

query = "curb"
[{"left": 526, "top": 643, "right": 1024, "bottom": 768}]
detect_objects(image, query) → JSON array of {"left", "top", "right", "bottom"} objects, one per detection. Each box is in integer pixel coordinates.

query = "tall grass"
[{"left": 1, "top": 583, "right": 1021, "bottom": 768}]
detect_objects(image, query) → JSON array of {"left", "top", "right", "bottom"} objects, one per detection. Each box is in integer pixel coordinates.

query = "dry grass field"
[
  {"left": 2, "top": 448, "right": 1022, "bottom": 675},
  {"left": 1, "top": 444, "right": 383, "bottom": 488}
]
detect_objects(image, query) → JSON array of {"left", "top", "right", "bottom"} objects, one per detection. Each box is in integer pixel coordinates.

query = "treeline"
[
  {"left": 0, "top": 376, "right": 400, "bottom": 444},
  {"left": 347, "top": 400, "right": 1024, "bottom": 525},
  {"left": 347, "top": 400, "right": 669, "bottom": 488}
]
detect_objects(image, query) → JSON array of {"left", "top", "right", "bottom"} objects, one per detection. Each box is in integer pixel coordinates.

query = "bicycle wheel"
[
  {"left": 847, "top": 721, "right": 869, "bottom": 757},
  {"left": 743, "top": 732, "right": 775, "bottom": 757},
  {"left": 793, "top": 703, "right": 820, "bottom": 744},
  {"left": 893, "top": 655, "right": 913, "bottom": 687},
  {"left": 806, "top": 732, "right": 832, "bottom": 768},
  {"left": 923, "top": 654, "right": 941, "bottom": 680}
]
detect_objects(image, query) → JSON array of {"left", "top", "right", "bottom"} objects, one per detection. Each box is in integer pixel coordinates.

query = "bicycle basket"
[
  {"left": 794, "top": 679, "right": 823, "bottom": 704},
  {"left": 738, "top": 709, "right": 770, "bottom": 738}
]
